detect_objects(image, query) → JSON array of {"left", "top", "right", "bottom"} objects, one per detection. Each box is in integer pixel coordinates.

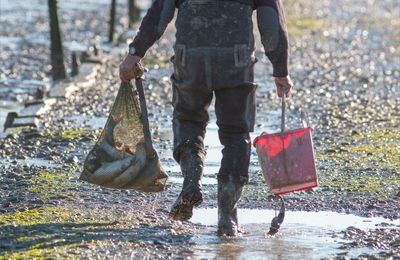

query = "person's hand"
[
  {"left": 275, "top": 75, "right": 294, "bottom": 98},
  {"left": 119, "top": 55, "right": 143, "bottom": 82}
]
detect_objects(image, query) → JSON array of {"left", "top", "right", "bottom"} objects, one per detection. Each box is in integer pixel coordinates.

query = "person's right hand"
[{"left": 119, "top": 55, "right": 143, "bottom": 82}]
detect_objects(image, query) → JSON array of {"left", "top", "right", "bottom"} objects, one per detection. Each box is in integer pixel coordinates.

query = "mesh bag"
[{"left": 80, "top": 81, "right": 167, "bottom": 192}]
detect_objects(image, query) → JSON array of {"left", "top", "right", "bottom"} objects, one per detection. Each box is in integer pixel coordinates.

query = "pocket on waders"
[
  {"left": 173, "top": 44, "right": 186, "bottom": 67},
  {"left": 171, "top": 44, "right": 187, "bottom": 82},
  {"left": 234, "top": 44, "right": 257, "bottom": 67},
  {"left": 213, "top": 45, "right": 257, "bottom": 90}
]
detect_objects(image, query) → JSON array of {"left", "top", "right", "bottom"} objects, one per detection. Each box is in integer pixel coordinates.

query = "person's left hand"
[{"left": 275, "top": 75, "right": 294, "bottom": 98}]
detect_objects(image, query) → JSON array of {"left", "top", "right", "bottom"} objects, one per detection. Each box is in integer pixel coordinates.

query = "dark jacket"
[{"left": 130, "top": 0, "right": 289, "bottom": 77}]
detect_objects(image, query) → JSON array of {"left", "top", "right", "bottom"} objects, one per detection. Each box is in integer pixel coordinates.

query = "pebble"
[{"left": 66, "top": 155, "right": 80, "bottom": 164}]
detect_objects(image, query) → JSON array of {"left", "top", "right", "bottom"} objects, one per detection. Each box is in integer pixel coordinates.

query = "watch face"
[{"left": 129, "top": 46, "right": 136, "bottom": 55}]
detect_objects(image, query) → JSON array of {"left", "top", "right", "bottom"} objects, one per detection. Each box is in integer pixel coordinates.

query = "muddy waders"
[{"left": 167, "top": 1, "right": 257, "bottom": 236}]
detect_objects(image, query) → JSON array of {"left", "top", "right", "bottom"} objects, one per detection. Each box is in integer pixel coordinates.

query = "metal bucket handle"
[
  {"left": 281, "top": 87, "right": 310, "bottom": 132},
  {"left": 267, "top": 87, "right": 287, "bottom": 235},
  {"left": 281, "top": 87, "right": 286, "bottom": 137}
]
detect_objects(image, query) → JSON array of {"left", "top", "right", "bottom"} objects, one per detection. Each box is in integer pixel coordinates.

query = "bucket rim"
[{"left": 253, "top": 126, "right": 314, "bottom": 147}]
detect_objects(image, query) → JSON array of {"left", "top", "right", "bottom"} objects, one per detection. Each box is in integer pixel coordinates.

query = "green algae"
[
  {"left": 320, "top": 175, "right": 399, "bottom": 192},
  {"left": 317, "top": 127, "right": 400, "bottom": 195},
  {"left": 324, "top": 127, "right": 399, "bottom": 170},
  {"left": 0, "top": 248, "right": 56, "bottom": 259},
  {"left": 0, "top": 205, "right": 128, "bottom": 228},
  {"left": 33, "top": 171, "right": 68, "bottom": 182},
  {"left": 45, "top": 128, "right": 94, "bottom": 140},
  {"left": 0, "top": 203, "right": 138, "bottom": 259},
  {"left": 60, "top": 129, "right": 92, "bottom": 140},
  {"left": 0, "top": 241, "right": 97, "bottom": 259},
  {"left": 0, "top": 207, "right": 65, "bottom": 226},
  {"left": 28, "top": 171, "right": 75, "bottom": 199}
]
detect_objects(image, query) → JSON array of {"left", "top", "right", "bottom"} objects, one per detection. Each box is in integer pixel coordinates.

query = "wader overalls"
[{"left": 169, "top": 0, "right": 257, "bottom": 236}]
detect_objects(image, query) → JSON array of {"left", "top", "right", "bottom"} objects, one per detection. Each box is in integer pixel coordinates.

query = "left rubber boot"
[{"left": 170, "top": 149, "right": 204, "bottom": 221}]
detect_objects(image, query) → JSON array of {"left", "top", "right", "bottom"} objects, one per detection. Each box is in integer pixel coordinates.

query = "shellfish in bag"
[{"left": 80, "top": 80, "right": 167, "bottom": 192}]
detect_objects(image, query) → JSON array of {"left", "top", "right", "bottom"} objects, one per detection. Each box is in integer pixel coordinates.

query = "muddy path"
[{"left": 0, "top": 0, "right": 399, "bottom": 259}]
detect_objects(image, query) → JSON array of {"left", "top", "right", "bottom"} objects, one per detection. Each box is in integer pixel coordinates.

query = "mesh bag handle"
[{"left": 135, "top": 78, "right": 156, "bottom": 159}]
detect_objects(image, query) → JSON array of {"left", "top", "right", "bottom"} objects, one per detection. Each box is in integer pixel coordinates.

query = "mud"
[{"left": 1, "top": 0, "right": 399, "bottom": 259}]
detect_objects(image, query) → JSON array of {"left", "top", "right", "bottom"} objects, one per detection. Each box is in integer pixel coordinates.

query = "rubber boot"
[
  {"left": 170, "top": 149, "right": 204, "bottom": 221},
  {"left": 217, "top": 175, "right": 246, "bottom": 236}
]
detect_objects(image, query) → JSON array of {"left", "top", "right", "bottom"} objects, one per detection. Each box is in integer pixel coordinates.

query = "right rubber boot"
[
  {"left": 217, "top": 175, "right": 245, "bottom": 237},
  {"left": 170, "top": 149, "right": 204, "bottom": 221},
  {"left": 216, "top": 132, "right": 250, "bottom": 236}
]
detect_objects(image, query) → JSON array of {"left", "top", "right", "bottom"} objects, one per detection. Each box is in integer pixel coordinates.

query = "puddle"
[
  {"left": 168, "top": 176, "right": 217, "bottom": 185},
  {"left": 191, "top": 224, "right": 369, "bottom": 259},
  {"left": 190, "top": 208, "right": 398, "bottom": 259},
  {"left": 192, "top": 208, "right": 398, "bottom": 229},
  {"left": 164, "top": 164, "right": 220, "bottom": 176}
]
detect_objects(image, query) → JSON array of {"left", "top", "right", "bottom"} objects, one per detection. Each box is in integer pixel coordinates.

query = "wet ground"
[
  {"left": 0, "top": 0, "right": 399, "bottom": 259},
  {"left": 190, "top": 208, "right": 399, "bottom": 259}
]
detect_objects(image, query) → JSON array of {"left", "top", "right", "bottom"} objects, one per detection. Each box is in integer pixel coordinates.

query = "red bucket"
[{"left": 253, "top": 127, "right": 318, "bottom": 195}]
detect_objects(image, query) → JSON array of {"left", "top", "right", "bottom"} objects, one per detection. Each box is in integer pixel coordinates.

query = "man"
[{"left": 120, "top": 0, "right": 293, "bottom": 237}]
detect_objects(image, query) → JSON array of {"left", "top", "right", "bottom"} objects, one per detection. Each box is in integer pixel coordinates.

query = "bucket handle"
[
  {"left": 281, "top": 87, "right": 286, "bottom": 137},
  {"left": 281, "top": 88, "right": 310, "bottom": 130},
  {"left": 300, "top": 108, "right": 307, "bottom": 128}
]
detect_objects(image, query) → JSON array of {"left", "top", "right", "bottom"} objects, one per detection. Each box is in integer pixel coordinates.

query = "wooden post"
[
  {"left": 70, "top": 52, "right": 80, "bottom": 77},
  {"left": 128, "top": 0, "right": 140, "bottom": 28},
  {"left": 48, "top": 0, "right": 66, "bottom": 81},
  {"left": 108, "top": 0, "right": 117, "bottom": 43}
]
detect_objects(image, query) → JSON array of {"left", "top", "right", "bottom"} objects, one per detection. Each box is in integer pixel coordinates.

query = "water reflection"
[
  {"left": 168, "top": 176, "right": 217, "bottom": 185},
  {"left": 190, "top": 208, "right": 398, "bottom": 259}
]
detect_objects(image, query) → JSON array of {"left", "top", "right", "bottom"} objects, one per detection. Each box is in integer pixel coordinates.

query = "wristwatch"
[{"left": 129, "top": 46, "right": 137, "bottom": 56}]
